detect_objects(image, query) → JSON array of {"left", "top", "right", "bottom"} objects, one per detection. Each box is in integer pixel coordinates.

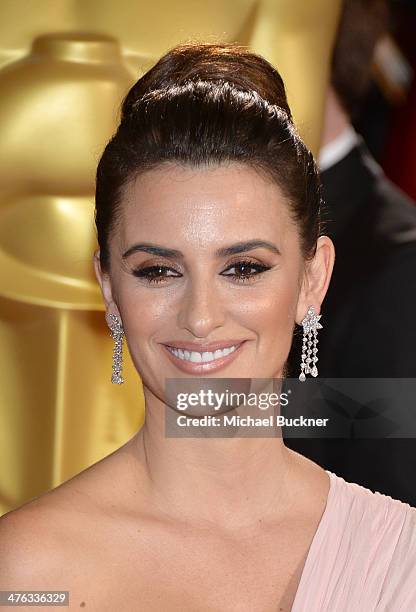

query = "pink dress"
[{"left": 291, "top": 470, "right": 416, "bottom": 611}]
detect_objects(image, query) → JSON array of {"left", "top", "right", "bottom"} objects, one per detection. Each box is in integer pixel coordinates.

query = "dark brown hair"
[
  {"left": 331, "top": 0, "right": 389, "bottom": 119},
  {"left": 95, "top": 41, "right": 324, "bottom": 274}
]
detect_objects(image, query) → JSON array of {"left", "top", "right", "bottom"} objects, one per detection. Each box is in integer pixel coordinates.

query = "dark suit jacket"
[{"left": 285, "top": 141, "right": 416, "bottom": 505}]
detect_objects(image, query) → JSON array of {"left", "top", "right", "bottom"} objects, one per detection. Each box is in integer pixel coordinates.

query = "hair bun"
[
  {"left": 96, "top": 40, "right": 321, "bottom": 278},
  {"left": 121, "top": 41, "right": 292, "bottom": 122}
]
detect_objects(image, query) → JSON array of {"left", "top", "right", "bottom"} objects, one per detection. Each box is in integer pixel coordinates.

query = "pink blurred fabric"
[{"left": 291, "top": 470, "right": 416, "bottom": 611}]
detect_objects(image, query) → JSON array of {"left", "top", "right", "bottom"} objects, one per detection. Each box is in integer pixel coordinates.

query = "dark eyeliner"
[{"left": 132, "top": 259, "right": 271, "bottom": 285}]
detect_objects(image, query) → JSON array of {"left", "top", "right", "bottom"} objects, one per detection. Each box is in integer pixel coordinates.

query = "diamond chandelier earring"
[
  {"left": 299, "top": 305, "right": 322, "bottom": 382},
  {"left": 106, "top": 313, "right": 125, "bottom": 384}
]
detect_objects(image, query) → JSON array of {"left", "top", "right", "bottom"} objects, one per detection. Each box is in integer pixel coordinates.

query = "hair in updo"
[{"left": 95, "top": 41, "right": 324, "bottom": 274}]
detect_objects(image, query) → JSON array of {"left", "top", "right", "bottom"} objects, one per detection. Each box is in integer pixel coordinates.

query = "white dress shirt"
[{"left": 318, "top": 125, "right": 361, "bottom": 172}]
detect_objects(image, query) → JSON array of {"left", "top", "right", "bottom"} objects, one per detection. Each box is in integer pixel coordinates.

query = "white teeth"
[{"left": 167, "top": 344, "right": 240, "bottom": 363}]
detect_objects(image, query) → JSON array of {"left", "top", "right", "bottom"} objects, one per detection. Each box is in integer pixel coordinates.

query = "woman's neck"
[{"left": 128, "top": 388, "right": 303, "bottom": 533}]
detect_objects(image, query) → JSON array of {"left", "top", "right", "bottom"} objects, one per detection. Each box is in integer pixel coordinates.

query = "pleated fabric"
[{"left": 291, "top": 470, "right": 416, "bottom": 611}]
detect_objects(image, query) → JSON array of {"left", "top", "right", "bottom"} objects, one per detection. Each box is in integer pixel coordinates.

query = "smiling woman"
[
  {"left": 1, "top": 41, "right": 416, "bottom": 612},
  {"left": 101, "top": 159, "right": 321, "bottom": 385}
]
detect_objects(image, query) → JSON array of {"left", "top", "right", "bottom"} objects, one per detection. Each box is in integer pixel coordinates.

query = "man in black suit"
[{"left": 285, "top": 0, "right": 416, "bottom": 505}]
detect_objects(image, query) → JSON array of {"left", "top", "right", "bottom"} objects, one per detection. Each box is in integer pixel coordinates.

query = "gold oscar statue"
[{"left": 0, "top": 0, "right": 342, "bottom": 515}]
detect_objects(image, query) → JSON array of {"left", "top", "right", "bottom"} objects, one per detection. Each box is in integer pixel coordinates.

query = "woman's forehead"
[{"left": 120, "top": 162, "right": 293, "bottom": 237}]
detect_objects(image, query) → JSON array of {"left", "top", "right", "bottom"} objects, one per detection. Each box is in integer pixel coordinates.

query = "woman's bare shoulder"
[
  {"left": 0, "top": 494, "right": 109, "bottom": 610},
  {"left": 0, "top": 497, "right": 64, "bottom": 584},
  {"left": 0, "top": 440, "right": 156, "bottom": 609},
  {"left": 0, "top": 445, "right": 132, "bottom": 592},
  {"left": 0, "top": 474, "right": 95, "bottom": 573}
]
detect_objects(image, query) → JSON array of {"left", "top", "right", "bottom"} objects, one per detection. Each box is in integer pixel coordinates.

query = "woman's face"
[{"left": 94, "top": 162, "right": 333, "bottom": 395}]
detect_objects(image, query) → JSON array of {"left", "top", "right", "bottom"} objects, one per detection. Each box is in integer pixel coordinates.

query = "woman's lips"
[{"left": 161, "top": 341, "right": 246, "bottom": 374}]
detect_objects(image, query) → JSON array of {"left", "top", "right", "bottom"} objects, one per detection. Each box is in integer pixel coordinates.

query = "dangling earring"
[
  {"left": 106, "top": 313, "right": 125, "bottom": 384},
  {"left": 299, "top": 305, "right": 322, "bottom": 382}
]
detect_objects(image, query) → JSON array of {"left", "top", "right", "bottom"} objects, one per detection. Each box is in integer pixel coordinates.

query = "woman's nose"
[{"left": 177, "top": 277, "right": 226, "bottom": 338}]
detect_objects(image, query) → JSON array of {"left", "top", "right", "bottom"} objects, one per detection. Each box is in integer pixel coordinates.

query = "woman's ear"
[
  {"left": 295, "top": 236, "right": 335, "bottom": 324},
  {"left": 93, "top": 250, "right": 121, "bottom": 318}
]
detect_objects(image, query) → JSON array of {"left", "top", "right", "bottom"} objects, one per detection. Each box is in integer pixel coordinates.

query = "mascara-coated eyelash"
[{"left": 132, "top": 260, "right": 271, "bottom": 285}]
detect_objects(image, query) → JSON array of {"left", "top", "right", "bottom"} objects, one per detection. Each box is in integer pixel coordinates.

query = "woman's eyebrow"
[{"left": 122, "top": 239, "right": 280, "bottom": 260}]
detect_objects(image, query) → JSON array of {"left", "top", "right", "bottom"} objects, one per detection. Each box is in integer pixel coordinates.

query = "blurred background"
[
  {"left": 355, "top": 0, "right": 416, "bottom": 200},
  {"left": 1, "top": 0, "right": 415, "bottom": 516}
]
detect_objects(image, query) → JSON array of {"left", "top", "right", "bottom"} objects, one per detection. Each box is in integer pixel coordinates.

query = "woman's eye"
[
  {"left": 132, "top": 260, "right": 270, "bottom": 285},
  {"left": 132, "top": 265, "right": 181, "bottom": 284},
  {"left": 221, "top": 260, "right": 270, "bottom": 283}
]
